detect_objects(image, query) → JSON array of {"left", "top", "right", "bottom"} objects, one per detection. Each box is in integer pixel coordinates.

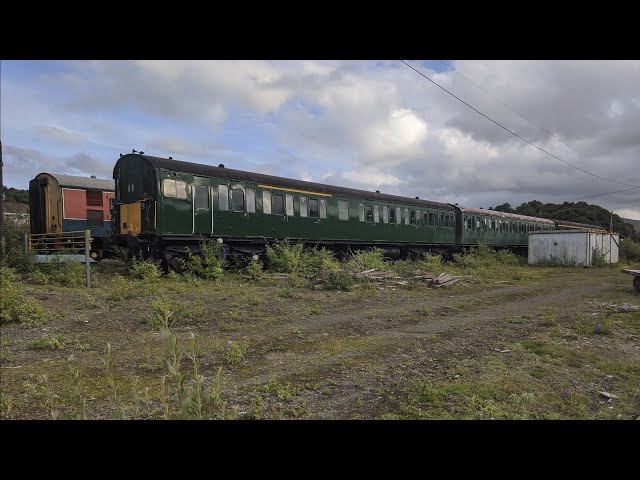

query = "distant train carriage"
[
  {"left": 28, "top": 173, "right": 115, "bottom": 258},
  {"left": 455, "top": 207, "right": 555, "bottom": 251}
]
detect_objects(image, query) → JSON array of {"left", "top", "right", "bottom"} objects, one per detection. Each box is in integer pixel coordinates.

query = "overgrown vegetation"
[
  {"left": 178, "top": 241, "right": 224, "bottom": 280},
  {"left": 620, "top": 239, "right": 640, "bottom": 262},
  {"left": 130, "top": 257, "right": 162, "bottom": 281},
  {"left": 0, "top": 267, "right": 47, "bottom": 326},
  {"left": 265, "top": 242, "right": 341, "bottom": 277}
]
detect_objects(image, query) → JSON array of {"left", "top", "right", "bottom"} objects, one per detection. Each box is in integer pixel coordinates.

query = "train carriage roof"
[
  {"left": 458, "top": 207, "right": 556, "bottom": 225},
  {"left": 35, "top": 172, "right": 114, "bottom": 191},
  {"left": 119, "top": 153, "right": 455, "bottom": 210}
]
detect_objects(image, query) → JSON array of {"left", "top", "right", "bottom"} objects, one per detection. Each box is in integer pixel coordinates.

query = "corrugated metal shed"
[{"left": 528, "top": 231, "right": 619, "bottom": 266}]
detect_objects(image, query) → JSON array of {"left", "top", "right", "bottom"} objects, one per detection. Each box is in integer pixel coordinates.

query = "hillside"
[
  {"left": 2, "top": 186, "right": 29, "bottom": 204},
  {"left": 622, "top": 217, "right": 640, "bottom": 233}
]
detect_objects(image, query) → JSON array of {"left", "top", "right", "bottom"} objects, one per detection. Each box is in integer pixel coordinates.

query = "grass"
[{"left": 2, "top": 251, "right": 639, "bottom": 420}]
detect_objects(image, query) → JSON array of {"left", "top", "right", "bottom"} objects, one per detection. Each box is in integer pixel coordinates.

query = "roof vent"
[
  {"left": 169, "top": 156, "right": 173, "bottom": 160},
  {"left": 90, "top": 175, "right": 96, "bottom": 179},
  {"left": 119, "top": 153, "right": 123, "bottom": 157},
  {"left": 219, "top": 164, "right": 225, "bottom": 168},
  {"left": 415, "top": 196, "right": 419, "bottom": 199},
  {"left": 376, "top": 190, "right": 380, "bottom": 193}
]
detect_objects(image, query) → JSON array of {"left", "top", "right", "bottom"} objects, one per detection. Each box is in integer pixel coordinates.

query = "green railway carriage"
[
  {"left": 455, "top": 207, "right": 556, "bottom": 250},
  {"left": 112, "top": 153, "right": 458, "bottom": 264}
]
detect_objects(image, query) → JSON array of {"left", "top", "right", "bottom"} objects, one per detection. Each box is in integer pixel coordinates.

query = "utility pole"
[
  {"left": 0, "top": 140, "right": 5, "bottom": 261},
  {"left": 610, "top": 210, "right": 613, "bottom": 233}
]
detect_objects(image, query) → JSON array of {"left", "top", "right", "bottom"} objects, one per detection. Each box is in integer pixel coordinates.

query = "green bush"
[
  {"left": 344, "top": 248, "right": 387, "bottom": 273},
  {"left": 37, "top": 256, "right": 86, "bottom": 287},
  {"left": 0, "top": 267, "right": 47, "bottom": 326},
  {"left": 245, "top": 258, "right": 265, "bottom": 280},
  {"left": 1, "top": 218, "right": 35, "bottom": 272},
  {"left": 620, "top": 239, "right": 640, "bottom": 262},
  {"left": 265, "top": 241, "right": 305, "bottom": 274},
  {"left": 226, "top": 341, "right": 245, "bottom": 366},
  {"left": 318, "top": 270, "right": 353, "bottom": 291},
  {"left": 301, "top": 247, "right": 341, "bottom": 276},
  {"left": 178, "top": 242, "right": 224, "bottom": 280},
  {"left": 130, "top": 257, "right": 162, "bottom": 281},
  {"left": 591, "top": 246, "right": 607, "bottom": 267}
]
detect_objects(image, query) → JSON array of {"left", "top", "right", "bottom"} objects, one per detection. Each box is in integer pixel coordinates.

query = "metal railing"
[{"left": 26, "top": 230, "right": 93, "bottom": 287}]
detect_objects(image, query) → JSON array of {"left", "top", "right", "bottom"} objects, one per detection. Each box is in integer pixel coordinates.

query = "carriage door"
[{"left": 193, "top": 177, "right": 212, "bottom": 235}]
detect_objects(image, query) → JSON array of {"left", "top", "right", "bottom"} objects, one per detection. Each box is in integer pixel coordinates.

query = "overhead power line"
[
  {"left": 400, "top": 60, "right": 640, "bottom": 188},
  {"left": 573, "top": 185, "right": 640, "bottom": 202}
]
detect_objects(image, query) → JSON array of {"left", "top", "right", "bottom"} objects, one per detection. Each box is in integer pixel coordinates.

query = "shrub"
[
  {"left": 37, "top": 256, "right": 86, "bottom": 287},
  {"left": 301, "top": 247, "right": 341, "bottom": 276},
  {"left": 265, "top": 241, "right": 305, "bottom": 274},
  {"left": 245, "top": 258, "right": 265, "bottom": 280},
  {"left": 591, "top": 246, "right": 607, "bottom": 267},
  {"left": 130, "top": 257, "right": 162, "bottom": 281},
  {"left": 226, "top": 341, "right": 245, "bottom": 366},
  {"left": 344, "top": 248, "right": 387, "bottom": 273},
  {"left": 318, "top": 270, "right": 353, "bottom": 291},
  {"left": 108, "top": 274, "right": 136, "bottom": 301},
  {"left": 0, "top": 267, "right": 47, "bottom": 326},
  {"left": 178, "top": 242, "right": 224, "bottom": 280},
  {"left": 1, "top": 218, "right": 35, "bottom": 272},
  {"left": 620, "top": 239, "right": 640, "bottom": 262}
]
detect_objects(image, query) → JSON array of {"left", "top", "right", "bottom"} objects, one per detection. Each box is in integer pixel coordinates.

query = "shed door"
[{"left": 193, "top": 178, "right": 212, "bottom": 235}]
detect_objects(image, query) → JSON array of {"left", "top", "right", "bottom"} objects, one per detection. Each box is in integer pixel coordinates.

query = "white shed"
[{"left": 528, "top": 230, "right": 619, "bottom": 266}]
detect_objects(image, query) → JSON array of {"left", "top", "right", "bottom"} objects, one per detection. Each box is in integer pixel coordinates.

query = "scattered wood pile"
[{"left": 353, "top": 269, "right": 462, "bottom": 288}]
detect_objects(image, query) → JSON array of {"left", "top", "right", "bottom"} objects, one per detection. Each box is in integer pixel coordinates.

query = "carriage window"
[
  {"left": 404, "top": 208, "right": 409, "bottom": 225},
  {"left": 272, "top": 194, "right": 284, "bottom": 215},
  {"left": 396, "top": 207, "right": 401, "bottom": 225},
  {"left": 127, "top": 174, "right": 135, "bottom": 193},
  {"left": 440, "top": 212, "right": 445, "bottom": 228},
  {"left": 87, "top": 209, "right": 103, "bottom": 227},
  {"left": 300, "top": 196, "right": 308, "bottom": 217},
  {"left": 374, "top": 205, "right": 380, "bottom": 223},
  {"left": 176, "top": 181, "right": 188, "bottom": 200},
  {"left": 195, "top": 185, "right": 209, "bottom": 209},
  {"left": 231, "top": 189, "right": 244, "bottom": 212},
  {"left": 246, "top": 188, "right": 255, "bottom": 213},
  {"left": 86, "top": 190, "right": 103, "bottom": 206},
  {"left": 262, "top": 190, "right": 271, "bottom": 214},
  {"left": 319, "top": 198, "right": 327, "bottom": 219},
  {"left": 365, "top": 206, "right": 374, "bottom": 223},
  {"left": 338, "top": 200, "right": 349, "bottom": 221},
  {"left": 359, "top": 203, "right": 365, "bottom": 222},
  {"left": 309, "top": 199, "right": 318, "bottom": 218},
  {"left": 218, "top": 185, "right": 229, "bottom": 210},
  {"left": 163, "top": 179, "right": 177, "bottom": 198},
  {"left": 410, "top": 210, "right": 416, "bottom": 224},
  {"left": 286, "top": 194, "right": 294, "bottom": 216},
  {"left": 383, "top": 206, "right": 389, "bottom": 224},
  {"left": 389, "top": 207, "right": 396, "bottom": 224}
]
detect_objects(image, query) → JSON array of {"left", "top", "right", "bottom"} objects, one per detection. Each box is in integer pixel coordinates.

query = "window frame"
[
  {"left": 338, "top": 200, "right": 349, "bottom": 221},
  {"left": 218, "top": 184, "right": 229, "bottom": 211},
  {"left": 285, "top": 193, "right": 294, "bottom": 217},
  {"left": 246, "top": 188, "right": 256, "bottom": 213},
  {"left": 195, "top": 185, "right": 209, "bottom": 210},
  {"left": 308, "top": 198, "right": 319, "bottom": 218}
]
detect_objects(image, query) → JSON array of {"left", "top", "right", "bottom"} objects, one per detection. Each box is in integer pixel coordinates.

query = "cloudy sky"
[{"left": 2, "top": 60, "right": 639, "bottom": 219}]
